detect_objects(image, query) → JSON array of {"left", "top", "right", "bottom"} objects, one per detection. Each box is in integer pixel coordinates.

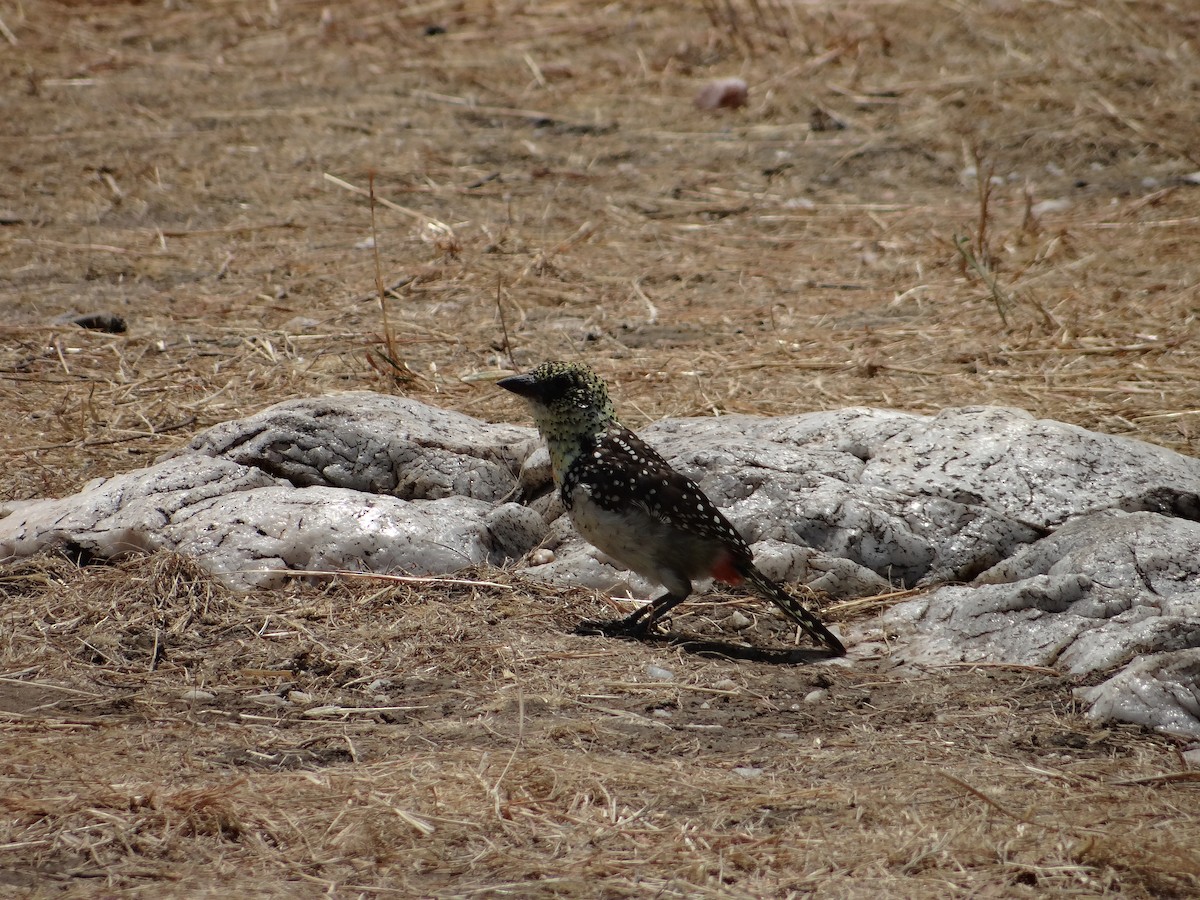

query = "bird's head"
[{"left": 498, "top": 361, "right": 618, "bottom": 467}]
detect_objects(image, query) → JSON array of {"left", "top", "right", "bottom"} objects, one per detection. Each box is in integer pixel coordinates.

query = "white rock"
[
  {"left": 1077, "top": 650, "right": 1200, "bottom": 738},
  {"left": 694, "top": 77, "right": 748, "bottom": 110},
  {"left": 1032, "top": 198, "right": 1072, "bottom": 216},
  {"left": 727, "top": 611, "right": 753, "bottom": 630},
  {"left": 4, "top": 395, "right": 1200, "bottom": 735}
]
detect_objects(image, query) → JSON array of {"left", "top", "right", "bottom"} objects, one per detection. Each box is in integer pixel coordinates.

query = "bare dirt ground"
[{"left": 2, "top": 0, "right": 1199, "bottom": 896}]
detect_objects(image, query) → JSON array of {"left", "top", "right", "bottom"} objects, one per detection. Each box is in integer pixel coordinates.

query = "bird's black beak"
[{"left": 496, "top": 372, "right": 541, "bottom": 400}]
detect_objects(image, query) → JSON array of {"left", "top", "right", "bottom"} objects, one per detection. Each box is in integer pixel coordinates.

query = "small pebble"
[
  {"left": 651, "top": 707, "right": 673, "bottom": 719},
  {"left": 695, "top": 77, "right": 748, "bottom": 110},
  {"left": 803, "top": 688, "right": 830, "bottom": 704},
  {"left": 727, "top": 611, "right": 752, "bottom": 631},
  {"left": 712, "top": 678, "right": 738, "bottom": 692},
  {"left": 646, "top": 665, "right": 675, "bottom": 682},
  {"left": 1032, "top": 198, "right": 1072, "bottom": 216},
  {"left": 287, "top": 690, "right": 314, "bottom": 705},
  {"left": 732, "top": 766, "right": 764, "bottom": 779},
  {"left": 180, "top": 688, "right": 214, "bottom": 702}
]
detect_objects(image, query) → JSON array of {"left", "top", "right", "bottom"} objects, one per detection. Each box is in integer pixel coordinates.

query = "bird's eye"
[{"left": 542, "top": 374, "right": 572, "bottom": 401}]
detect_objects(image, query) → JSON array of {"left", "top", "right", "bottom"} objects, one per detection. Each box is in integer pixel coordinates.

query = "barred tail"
[{"left": 741, "top": 563, "right": 846, "bottom": 656}]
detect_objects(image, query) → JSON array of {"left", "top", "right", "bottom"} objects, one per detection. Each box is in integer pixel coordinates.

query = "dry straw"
[{"left": 2, "top": 0, "right": 1199, "bottom": 894}]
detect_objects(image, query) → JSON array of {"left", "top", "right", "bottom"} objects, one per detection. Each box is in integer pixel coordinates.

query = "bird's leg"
[
  {"left": 616, "top": 591, "right": 686, "bottom": 633},
  {"left": 576, "top": 591, "right": 688, "bottom": 637}
]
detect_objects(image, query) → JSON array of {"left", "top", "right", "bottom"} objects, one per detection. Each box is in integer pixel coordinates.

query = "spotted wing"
[{"left": 564, "top": 426, "right": 751, "bottom": 553}]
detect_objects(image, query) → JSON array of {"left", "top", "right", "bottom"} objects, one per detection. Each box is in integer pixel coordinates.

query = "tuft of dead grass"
[{"left": 2, "top": 553, "right": 1198, "bottom": 896}]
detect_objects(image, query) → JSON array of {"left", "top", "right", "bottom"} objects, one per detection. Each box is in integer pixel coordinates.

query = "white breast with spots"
[{"left": 566, "top": 481, "right": 726, "bottom": 598}]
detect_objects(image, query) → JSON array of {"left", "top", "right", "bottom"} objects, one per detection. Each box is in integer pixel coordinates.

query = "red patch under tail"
[{"left": 711, "top": 552, "right": 745, "bottom": 586}]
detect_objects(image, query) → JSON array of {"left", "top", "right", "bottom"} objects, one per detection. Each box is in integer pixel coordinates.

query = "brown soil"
[{"left": 2, "top": 1, "right": 1199, "bottom": 896}]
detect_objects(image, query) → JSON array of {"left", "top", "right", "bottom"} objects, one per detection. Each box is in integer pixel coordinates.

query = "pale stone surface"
[
  {"left": 175, "top": 391, "right": 535, "bottom": 502},
  {"left": 0, "top": 394, "right": 542, "bottom": 588},
  {"left": 3, "top": 393, "right": 1199, "bottom": 734},
  {"left": 1078, "top": 650, "right": 1200, "bottom": 738}
]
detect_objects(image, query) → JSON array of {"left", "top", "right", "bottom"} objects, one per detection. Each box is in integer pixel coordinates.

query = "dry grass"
[
  {"left": 2, "top": 0, "right": 1200, "bottom": 895},
  {"left": 3, "top": 553, "right": 1198, "bottom": 896}
]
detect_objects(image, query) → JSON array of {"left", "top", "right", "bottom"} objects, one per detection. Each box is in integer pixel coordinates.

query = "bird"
[{"left": 497, "top": 361, "right": 846, "bottom": 656}]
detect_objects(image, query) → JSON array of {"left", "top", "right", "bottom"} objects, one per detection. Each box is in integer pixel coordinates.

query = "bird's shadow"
[{"left": 574, "top": 621, "right": 837, "bottom": 665}]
